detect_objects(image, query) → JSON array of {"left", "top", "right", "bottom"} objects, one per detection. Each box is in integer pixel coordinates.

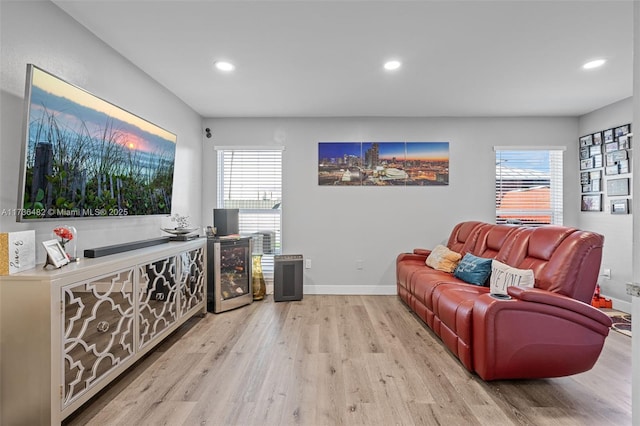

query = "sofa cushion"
[
  {"left": 454, "top": 253, "right": 492, "bottom": 286},
  {"left": 489, "top": 260, "right": 534, "bottom": 295},
  {"left": 426, "top": 245, "right": 462, "bottom": 273}
]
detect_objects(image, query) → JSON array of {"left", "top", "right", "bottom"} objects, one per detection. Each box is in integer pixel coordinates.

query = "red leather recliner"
[{"left": 396, "top": 221, "right": 611, "bottom": 380}]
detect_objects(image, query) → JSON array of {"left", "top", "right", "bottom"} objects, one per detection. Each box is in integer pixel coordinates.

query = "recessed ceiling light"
[
  {"left": 582, "top": 59, "right": 606, "bottom": 70},
  {"left": 214, "top": 61, "right": 235, "bottom": 72},
  {"left": 384, "top": 60, "right": 402, "bottom": 71}
]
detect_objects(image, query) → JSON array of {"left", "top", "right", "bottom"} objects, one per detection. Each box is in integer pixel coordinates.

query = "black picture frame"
[
  {"left": 610, "top": 199, "right": 629, "bottom": 215},
  {"left": 605, "top": 165, "right": 619, "bottom": 176},
  {"left": 610, "top": 150, "right": 628, "bottom": 162},
  {"left": 580, "top": 158, "right": 593, "bottom": 170},
  {"left": 605, "top": 142, "right": 618, "bottom": 153},
  {"left": 607, "top": 178, "right": 630, "bottom": 196},
  {"left": 581, "top": 194, "right": 602, "bottom": 212},
  {"left": 580, "top": 172, "right": 590, "bottom": 184},
  {"left": 618, "top": 135, "right": 630, "bottom": 149},
  {"left": 589, "top": 145, "right": 601, "bottom": 156},
  {"left": 619, "top": 159, "right": 629, "bottom": 174},
  {"left": 580, "top": 135, "right": 593, "bottom": 147},
  {"left": 614, "top": 124, "right": 630, "bottom": 138},
  {"left": 603, "top": 129, "right": 614, "bottom": 143},
  {"left": 580, "top": 147, "right": 590, "bottom": 159},
  {"left": 592, "top": 132, "right": 602, "bottom": 145},
  {"left": 592, "top": 154, "right": 602, "bottom": 168}
]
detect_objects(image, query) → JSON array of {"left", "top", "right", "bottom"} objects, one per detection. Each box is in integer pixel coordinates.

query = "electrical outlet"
[
  {"left": 305, "top": 258, "right": 312, "bottom": 269},
  {"left": 356, "top": 259, "right": 364, "bottom": 270}
]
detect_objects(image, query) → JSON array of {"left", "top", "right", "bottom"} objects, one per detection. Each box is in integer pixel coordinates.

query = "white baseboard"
[
  {"left": 303, "top": 285, "right": 397, "bottom": 295},
  {"left": 301, "top": 286, "right": 634, "bottom": 311},
  {"left": 606, "top": 295, "right": 632, "bottom": 314}
]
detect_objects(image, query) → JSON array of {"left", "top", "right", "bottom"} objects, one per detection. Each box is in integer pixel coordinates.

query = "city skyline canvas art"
[{"left": 318, "top": 142, "right": 449, "bottom": 186}]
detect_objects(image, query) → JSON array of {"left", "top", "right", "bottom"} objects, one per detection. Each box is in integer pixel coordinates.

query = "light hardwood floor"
[{"left": 63, "top": 295, "right": 632, "bottom": 426}]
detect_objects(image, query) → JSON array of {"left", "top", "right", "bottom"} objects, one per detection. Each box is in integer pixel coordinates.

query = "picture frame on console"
[{"left": 42, "top": 239, "right": 69, "bottom": 268}]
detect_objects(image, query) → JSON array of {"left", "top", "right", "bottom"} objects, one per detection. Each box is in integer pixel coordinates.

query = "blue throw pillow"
[{"left": 454, "top": 253, "right": 493, "bottom": 286}]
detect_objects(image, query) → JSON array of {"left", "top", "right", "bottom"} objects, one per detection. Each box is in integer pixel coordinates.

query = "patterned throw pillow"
[
  {"left": 454, "top": 253, "right": 493, "bottom": 286},
  {"left": 425, "top": 245, "right": 462, "bottom": 273},
  {"left": 489, "top": 260, "right": 535, "bottom": 295}
]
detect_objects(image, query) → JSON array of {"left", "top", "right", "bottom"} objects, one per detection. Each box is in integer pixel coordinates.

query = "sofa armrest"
[
  {"left": 507, "top": 287, "right": 612, "bottom": 328},
  {"left": 472, "top": 291, "right": 612, "bottom": 380},
  {"left": 397, "top": 252, "right": 428, "bottom": 263},
  {"left": 413, "top": 248, "right": 432, "bottom": 257}
]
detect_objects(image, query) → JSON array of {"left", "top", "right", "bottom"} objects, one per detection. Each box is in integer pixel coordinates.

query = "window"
[
  {"left": 216, "top": 147, "right": 283, "bottom": 283},
  {"left": 495, "top": 147, "right": 564, "bottom": 226}
]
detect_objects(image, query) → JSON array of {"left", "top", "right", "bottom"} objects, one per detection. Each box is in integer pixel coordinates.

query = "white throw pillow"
[{"left": 489, "top": 260, "right": 535, "bottom": 295}]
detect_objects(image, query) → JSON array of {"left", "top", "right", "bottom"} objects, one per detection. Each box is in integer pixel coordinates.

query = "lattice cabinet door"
[
  {"left": 138, "top": 256, "right": 179, "bottom": 349},
  {"left": 179, "top": 247, "right": 205, "bottom": 316},
  {"left": 61, "top": 269, "right": 136, "bottom": 408}
]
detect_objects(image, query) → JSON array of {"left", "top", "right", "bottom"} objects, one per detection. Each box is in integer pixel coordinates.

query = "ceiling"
[{"left": 52, "top": 0, "right": 634, "bottom": 118}]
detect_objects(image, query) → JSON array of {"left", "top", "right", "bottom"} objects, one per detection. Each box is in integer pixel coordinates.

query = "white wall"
[
  {"left": 203, "top": 117, "right": 579, "bottom": 294},
  {"left": 0, "top": 1, "right": 203, "bottom": 262},
  {"left": 631, "top": 2, "right": 639, "bottom": 424},
  {"left": 578, "top": 97, "right": 634, "bottom": 310}
]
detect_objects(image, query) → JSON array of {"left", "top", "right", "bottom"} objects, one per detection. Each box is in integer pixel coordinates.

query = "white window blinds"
[
  {"left": 216, "top": 148, "right": 283, "bottom": 254},
  {"left": 495, "top": 148, "right": 564, "bottom": 226}
]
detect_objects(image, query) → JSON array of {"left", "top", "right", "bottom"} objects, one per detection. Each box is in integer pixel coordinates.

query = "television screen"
[{"left": 17, "top": 64, "right": 177, "bottom": 221}]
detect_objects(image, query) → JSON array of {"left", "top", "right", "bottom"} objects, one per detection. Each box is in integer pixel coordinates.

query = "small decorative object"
[
  {"left": 52, "top": 225, "right": 77, "bottom": 261},
  {"left": 252, "top": 254, "right": 267, "bottom": 301},
  {"left": 42, "top": 239, "right": 69, "bottom": 268},
  {"left": 162, "top": 213, "right": 198, "bottom": 236},
  {"left": 171, "top": 213, "right": 191, "bottom": 229},
  {"left": 0, "top": 230, "right": 36, "bottom": 275}
]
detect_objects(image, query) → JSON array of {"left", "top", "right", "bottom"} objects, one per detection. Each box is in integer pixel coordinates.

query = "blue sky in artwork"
[{"left": 319, "top": 142, "right": 449, "bottom": 161}]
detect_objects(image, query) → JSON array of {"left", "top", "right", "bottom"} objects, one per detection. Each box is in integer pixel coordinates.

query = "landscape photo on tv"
[{"left": 18, "top": 64, "right": 177, "bottom": 221}]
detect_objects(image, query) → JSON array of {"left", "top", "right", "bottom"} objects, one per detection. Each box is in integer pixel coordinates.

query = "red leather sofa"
[{"left": 396, "top": 221, "right": 612, "bottom": 380}]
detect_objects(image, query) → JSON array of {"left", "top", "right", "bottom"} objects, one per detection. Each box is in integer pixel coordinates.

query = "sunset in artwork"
[
  {"left": 318, "top": 141, "right": 449, "bottom": 186},
  {"left": 20, "top": 65, "right": 176, "bottom": 219}
]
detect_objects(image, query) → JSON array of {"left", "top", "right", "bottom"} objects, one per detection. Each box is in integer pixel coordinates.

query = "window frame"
[{"left": 494, "top": 146, "right": 565, "bottom": 226}]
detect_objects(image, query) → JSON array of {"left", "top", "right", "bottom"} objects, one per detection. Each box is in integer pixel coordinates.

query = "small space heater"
[{"left": 274, "top": 254, "right": 303, "bottom": 302}]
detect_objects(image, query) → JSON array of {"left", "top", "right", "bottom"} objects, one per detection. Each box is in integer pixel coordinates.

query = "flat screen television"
[{"left": 16, "top": 64, "right": 177, "bottom": 221}]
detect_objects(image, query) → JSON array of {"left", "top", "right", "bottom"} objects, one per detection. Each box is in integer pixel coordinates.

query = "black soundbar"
[{"left": 84, "top": 237, "right": 171, "bottom": 258}]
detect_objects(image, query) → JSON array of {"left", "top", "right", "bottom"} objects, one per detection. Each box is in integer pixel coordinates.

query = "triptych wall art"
[
  {"left": 318, "top": 142, "right": 449, "bottom": 186},
  {"left": 579, "top": 123, "right": 632, "bottom": 213}
]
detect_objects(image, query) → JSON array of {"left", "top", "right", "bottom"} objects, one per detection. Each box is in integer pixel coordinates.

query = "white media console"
[{"left": 0, "top": 238, "right": 206, "bottom": 425}]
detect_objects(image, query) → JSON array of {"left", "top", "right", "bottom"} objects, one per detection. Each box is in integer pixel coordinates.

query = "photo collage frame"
[{"left": 579, "top": 124, "right": 632, "bottom": 213}]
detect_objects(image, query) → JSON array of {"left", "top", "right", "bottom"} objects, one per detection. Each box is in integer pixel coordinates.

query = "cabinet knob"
[{"left": 97, "top": 321, "right": 110, "bottom": 333}]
